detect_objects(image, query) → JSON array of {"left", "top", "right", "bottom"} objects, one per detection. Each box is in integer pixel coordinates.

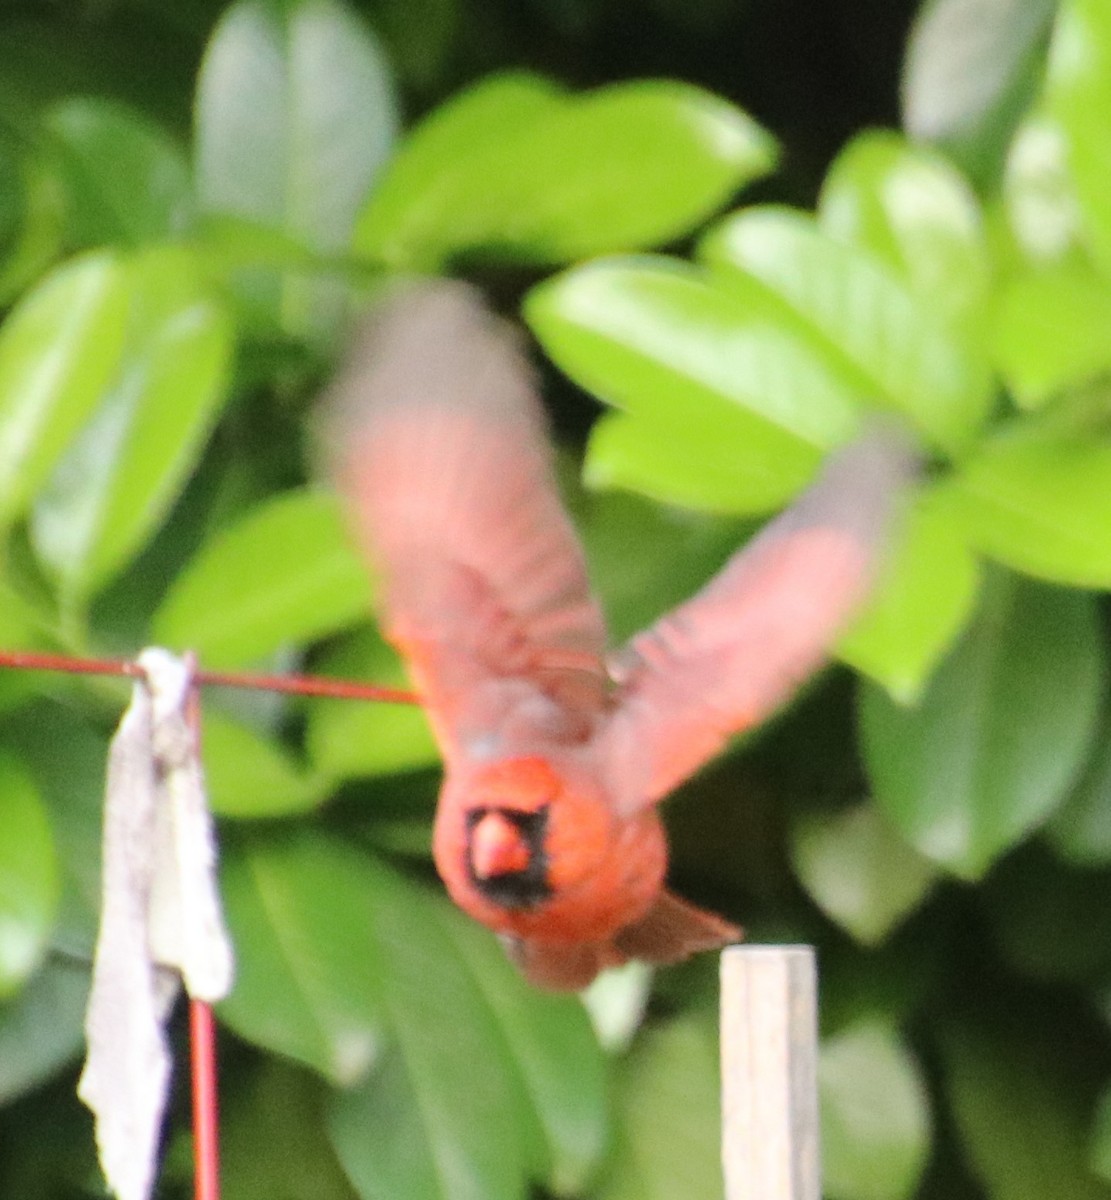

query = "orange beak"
[{"left": 470, "top": 812, "right": 531, "bottom": 878}]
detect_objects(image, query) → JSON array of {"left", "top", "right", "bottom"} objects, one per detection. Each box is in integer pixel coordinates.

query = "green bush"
[{"left": 1, "top": 0, "right": 1110, "bottom": 1198}]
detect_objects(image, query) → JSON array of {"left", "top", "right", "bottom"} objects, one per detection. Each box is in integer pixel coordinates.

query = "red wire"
[
  {"left": 0, "top": 649, "right": 146, "bottom": 678},
  {"left": 0, "top": 648, "right": 419, "bottom": 704},
  {"left": 197, "top": 666, "right": 417, "bottom": 705}
]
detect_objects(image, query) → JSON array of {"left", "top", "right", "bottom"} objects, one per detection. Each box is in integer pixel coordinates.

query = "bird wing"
[
  {"left": 324, "top": 281, "right": 609, "bottom": 761},
  {"left": 601, "top": 427, "right": 917, "bottom": 811}
]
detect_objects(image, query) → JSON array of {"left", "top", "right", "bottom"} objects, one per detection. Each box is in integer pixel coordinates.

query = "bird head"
[
  {"left": 433, "top": 753, "right": 666, "bottom": 944},
  {"left": 454, "top": 756, "right": 564, "bottom": 911}
]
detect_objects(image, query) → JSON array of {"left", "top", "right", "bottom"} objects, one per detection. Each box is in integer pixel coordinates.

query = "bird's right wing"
[{"left": 324, "top": 281, "right": 610, "bottom": 760}]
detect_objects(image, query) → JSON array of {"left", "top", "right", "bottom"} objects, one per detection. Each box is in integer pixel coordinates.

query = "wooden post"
[{"left": 720, "top": 946, "right": 820, "bottom": 1200}]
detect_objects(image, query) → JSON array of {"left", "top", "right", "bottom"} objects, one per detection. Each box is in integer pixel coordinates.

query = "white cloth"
[{"left": 78, "top": 648, "right": 234, "bottom": 1200}]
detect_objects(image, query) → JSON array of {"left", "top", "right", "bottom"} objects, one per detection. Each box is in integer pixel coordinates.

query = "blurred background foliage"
[{"left": 0, "top": 0, "right": 1110, "bottom": 1197}]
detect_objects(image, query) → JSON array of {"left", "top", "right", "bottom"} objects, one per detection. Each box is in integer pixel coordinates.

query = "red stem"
[
  {"left": 184, "top": 654, "right": 221, "bottom": 1200},
  {"left": 189, "top": 999, "right": 221, "bottom": 1200}
]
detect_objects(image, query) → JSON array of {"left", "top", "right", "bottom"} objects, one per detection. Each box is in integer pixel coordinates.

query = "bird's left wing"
[{"left": 600, "top": 427, "right": 917, "bottom": 811}]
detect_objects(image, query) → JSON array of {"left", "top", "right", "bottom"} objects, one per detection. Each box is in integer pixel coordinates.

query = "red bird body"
[{"left": 326, "top": 281, "right": 913, "bottom": 990}]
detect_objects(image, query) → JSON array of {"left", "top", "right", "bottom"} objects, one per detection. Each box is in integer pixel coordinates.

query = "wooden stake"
[{"left": 720, "top": 946, "right": 820, "bottom": 1200}]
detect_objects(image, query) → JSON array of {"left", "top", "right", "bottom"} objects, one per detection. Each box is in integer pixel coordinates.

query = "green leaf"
[
  {"left": 0, "top": 749, "right": 59, "bottom": 996},
  {"left": 1093, "top": 1086, "right": 1111, "bottom": 1186},
  {"left": 527, "top": 257, "right": 862, "bottom": 515},
  {"left": 193, "top": 211, "right": 319, "bottom": 275},
  {"left": 1048, "top": 708, "right": 1111, "bottom": 866},
  {"left": 204, "top": 709, "right": 325, "bottom": 818},
  {"left": 191, "top": 211, "right": 325, "bottom": 338},
  {"left": 819, "top": 1019, "right": 931, "bottom": 1200},
  {"left": 305, "top": 624, "right": 436, "bottom": 783},
  {"left": 0, "top": 13, "right": 194, "bottom": 127},
  {"left": 981, "top": 844, "right": 1111, "bottom": 984},
  {"left": 350, "top": 769, "right": 436, "bottom": 860},
  {"left": 1002, "top": 109, "right": 1085, "bottom": 266},
  {"left": 817, "top": 932, "right": 949, "bottom": 1060},
  {"left": 4, "top": 702, "right": 107, "bottom": 961},
  {"left": 195, "top": 0, "right": 397, "bottom": 339},
  {"left": 950, "top": 424, "right": 1111, "bottom": 587},
  {"left": 0, "top": 633, "right": 40, "bottom": 714},
  {"left": 218, "top": 832, "right": 387, "bottom": 1085},
  {"left": 0, "top": 153, "right": 66, "bottom": 307},
  {"left": 860, "top": 573, "right": 1103, "bottom": 878},
  {"left": 1046, "top": 0, "right": 1111, "bottom": 277},
  {"left": 195, "top": 0, "right": 397, "bottom": 255},
  {"left": 364, "top": 0, "right": 457, "bottom": 93},
  {"left": 901, "top": 0, "right": 1056, "bottom": 181},
  {"left": 0, "top": 250, "right": 129, "bottom": 525},
  {"left": 328, "top": 851, "right": 605, "bottom": 1200},
  {"left": 818, "top": 130, "right": 989, "bottom": 331},
  {"left": 438, "top": 908, "right": 609, "bottom": 1195},
  {"left": 0, "top": 144, "right": 21, "bottom": 258},
  {"left": 0, "top": 579, "right": 52, "bottom": 713},
  {"left": 791, "top": 802, "right": 938, "bottom": 946},
  {"left": 586, "top": 409, "right": 735, "bottom": 513},
  {"left": 221, "top": 1060, "right": 359, "bottom": 1200},
  {"left": 151, "top": 488, "right": 372, "bottom": 668},
  {"left": 0, "top": 957, "right": 88, "bottom": 1105},
  {"left": 595, "top": 1014, "right": 722, "bottom": 1200},
  {"left": 837, "top": 488, "right": 981, "bottom": 704},
  {"left": 357, "top": 76, "right": 776, "bottom": 269},
  {"left": 698, "top": 206, "right": 994, "bottom": 454},
  {"left": 358, "top": 817, "right": 434, "bottom": 861},
  {"left": 939, "top": 1008, "right": 1111, "bottom": 1200},
  {"left": 30, "top": 245, "right": 233, "bottom": 606},
  {"left": 992, "top": 261, "right": 1111, "bottom": 408},
  {"left": 334, "top": 1040, "right": 527, "bottom": 1200},
  {"left": 44, "top": 96, "right": 191, "bottom": 246},
  {"left": 355, "top": 70, "right": 561, "bottom": 264}
]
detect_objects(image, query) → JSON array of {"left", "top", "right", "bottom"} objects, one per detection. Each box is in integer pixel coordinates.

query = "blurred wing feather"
[
  {"left": 324, "top": 281, "right": 608, "bottom": 758},
  {"left": 612, "top": 890, "right": 741, "bottom": 963},
  {"left": 603, "top": 428, "right": 917, "bottom": 809}
]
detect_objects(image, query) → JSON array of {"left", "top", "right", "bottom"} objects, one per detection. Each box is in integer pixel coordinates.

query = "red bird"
[{"left": 326, "top": 281, "right": 914, "bottom": 990}]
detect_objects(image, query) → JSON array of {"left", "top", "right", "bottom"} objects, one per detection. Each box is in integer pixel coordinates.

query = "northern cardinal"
[{"left": 325, "top": 280, "right": 914, "bottom": 990}]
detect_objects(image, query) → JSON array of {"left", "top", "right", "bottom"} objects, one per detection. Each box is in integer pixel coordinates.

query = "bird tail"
[
  {"left": 504, "top": 890, "right": 741, "bottom": 991},
  {"left": 613, "top": 890, "right": 741, "bottom": 964}
]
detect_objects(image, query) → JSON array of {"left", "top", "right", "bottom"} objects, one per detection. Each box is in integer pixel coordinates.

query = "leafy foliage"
[{"left": 0, "top": 1, "right": 1110, "bottom": 1199}]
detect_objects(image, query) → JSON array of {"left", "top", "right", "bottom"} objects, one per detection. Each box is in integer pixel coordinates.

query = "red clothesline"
[
  {"left": 0, "top": 644, "right": 418, "bottom": 1200},
  {"left": 0, "top": 647, "right": 420, "bottom": 704}
]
